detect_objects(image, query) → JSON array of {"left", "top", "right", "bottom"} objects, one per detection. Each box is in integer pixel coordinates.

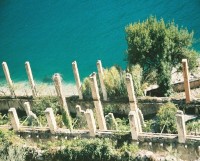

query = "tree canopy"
[{"left": 125, "top": 16, "right": 199, "bottom": 96}]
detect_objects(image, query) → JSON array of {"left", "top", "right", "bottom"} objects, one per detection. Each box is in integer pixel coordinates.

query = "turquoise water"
[{"left": 0, "top": 0, "right": 200, "bottom": 84}]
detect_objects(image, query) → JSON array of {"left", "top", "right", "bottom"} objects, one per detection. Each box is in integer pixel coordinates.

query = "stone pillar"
[
  {"left": 182, "top": 59, "right": 191, "bottom": 103},
  {"left": 8, "top": 108, "right": 20, "bottom": 131},
  {"left": 53, "top": 73, "right": 72, "bottom": 129},
  {"left": 24, "top": 102, "right": 31, "bottom": 116},
  {"left": 25, "top": 61, "right": 37, "bottom": 97},
  {"left": 97, "top": 60, "right": 107, "bottom": 101},
  {"left": 45, "top": 108, "right": 57, "bottom": 134},
  {"left": 76, "top": 105, "right": 86, "bottom": 126},
  {"left": 176, "top": 110, "right": 186, "bottom": 143},
  {"left": 2, "top": 62, "right": 15, "bottom": 97},
  {"left": 125, "top": 73, "right": 137, "bottom": 110},
  {"left": 125, "top": 73, "right": 142, "bottom": 132},
  {"left": 84, "top": 109, "right": 96, "bottom": 137},
  {"left": 76, "top": 105, "right": 85, "bottom": 116},
  {"left": 89, "top": 72, "right": 107, "bottom": 130},
  {"left": 129, "top": 111, "right": 139, "bottom": 140},
  {"left": 72, "top": 61, "right": 83, "bottom": 99}
]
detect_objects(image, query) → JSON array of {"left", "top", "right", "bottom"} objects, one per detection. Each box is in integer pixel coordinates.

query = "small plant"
[
  {"left": 81, "top": 77, "right": 92, "bottom": 99},
  {"left": 186, "top": 119, "right": 200, "bottom": 134},
  {"left": 0, "top": 113, "right": 8, "bottom": 125}
]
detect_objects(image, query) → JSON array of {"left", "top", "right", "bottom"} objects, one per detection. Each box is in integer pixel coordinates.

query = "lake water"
[{"left": 0, "top": 0, "right": 200, "bottom": 84}]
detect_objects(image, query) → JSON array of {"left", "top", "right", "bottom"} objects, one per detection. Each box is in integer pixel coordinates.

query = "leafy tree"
[{"left": 125, "top": 16, "right": 199, "bottom": 96}]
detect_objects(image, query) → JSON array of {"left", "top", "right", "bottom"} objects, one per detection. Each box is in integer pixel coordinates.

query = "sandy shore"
[{"left": 0, "top": 81, "right": 78, "bottom": 97}]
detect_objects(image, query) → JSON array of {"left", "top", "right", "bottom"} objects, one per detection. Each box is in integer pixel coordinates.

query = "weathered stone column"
[
  {"left": 72, "top": 61, "right": 83, "bottom": 99},
  {"left": 25, "top": 61, "right": 37, "bottom": 97},
  {"left": 125, "top": 73, "right": 142, "bottom": 132},
  {"left": 182, "top": 59, "right": 191, "bottom": 103},
  {"left": 97, "top": 60, "right": 107, "bottom": 101},
  {"left": 24, "top": 102, "right": 31, "bottom": 116},
  {"left": 45, "top": 108, "right": 57, "bottom": 134},
  {"left": 125, "top": 73, "right": 137, "bottom": 111},
  {"left": 85, "top": 109, "right": 96, "bottom": 137},
  {"left": 53, "top": 73, "right": 72, "bottom": 129},
  {"left": 129, "top": 111, "right": 139, "bottom": 140},
  {"left": 8, "top": 108, "right": 20, "bottom": 131},
  {"left": 89, "top": 72, "right": 107, "bottom": 130},
  {"left": 2, "top": 62, "right": 15, "bottom": 97},
  {"left": 176, "top": 110, "right": 186, "bottom": 143}
]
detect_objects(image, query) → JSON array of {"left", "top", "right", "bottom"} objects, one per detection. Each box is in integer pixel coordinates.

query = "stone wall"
[{"left": 0, "top": 96, "right": 199, "bottom": 116}]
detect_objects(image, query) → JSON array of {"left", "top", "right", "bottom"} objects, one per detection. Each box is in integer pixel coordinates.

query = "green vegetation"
[
  {"left": 0, "top": 129, "right": 139, "bottom": 161},
  {"left": 103, "top": 66, "right": 127, "bottom": 98},
  {"left": 143, "top": 102, "right": 178, "bottom": 134},
  {"left": 0, "top": 113, "right": 8, "bottom": 125},
  {"left": 0, "top": 129, "right": 27, "bottom": 161},
  {"left": 39, "top": 137, "right": 138, "bottom": 161},
  {"left": 82, "top": 65, "right": 146, "bottom": 100},
  {"left": 186, "top": 118, "right": 200, "bottom": 134},
  {"left": 125, "top": 16, "right": 199, "bottom": 96}
]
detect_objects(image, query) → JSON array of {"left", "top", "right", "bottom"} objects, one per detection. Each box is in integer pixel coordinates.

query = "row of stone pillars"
[
  {"left": 7, "top": 106, "right": 194, "bottom": 143},
  {"left": 1, "top": 59, "right": 192, "bottom": 103},
  {"left": 2, "top": 61, "right": 37, "bottom": 98}
]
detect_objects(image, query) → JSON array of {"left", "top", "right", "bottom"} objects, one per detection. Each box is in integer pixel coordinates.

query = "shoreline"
[{"left": 0, "top": 81, "right": 78, "bottom": 97}]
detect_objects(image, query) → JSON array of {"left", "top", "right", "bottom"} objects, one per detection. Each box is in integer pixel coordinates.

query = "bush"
[
  {"left": 186, "top": 119, "right": 200, "bottom": 134},
  {"left": 125, "top": 16, "right": 199, "bottom": 96},
  {"left": 81, "top": 77, "right": 92, "bottom": 99},
  {"left": 155, "top": 102, "right": 178, "bottom": 133},
  {"left": 81, "top": 65, "right": 146, "bottom": 100},
  {"left": 0, "top": 129, "right": 27, "bottom": 161},
  {"left": 103, "top": 66, "right": 127, "bottom": 99},
  {"left": 44, "top": 138, "right": 138, "bottom": 161}
]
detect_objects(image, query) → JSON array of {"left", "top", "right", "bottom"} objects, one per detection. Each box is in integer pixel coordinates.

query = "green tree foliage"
[{"left": 125, "top": 16, "right": 199, "bottom": 96}]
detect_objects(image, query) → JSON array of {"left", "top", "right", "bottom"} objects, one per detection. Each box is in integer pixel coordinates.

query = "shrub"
[
  {"left": 0, "top": 129, "right": 27, "bottom": 161},
  {"left": 186, "top": 119, "right": 200, "bottom": 134},
  {"left": 155, "top": 102, "right": 178, "bottom": 133},
  {"left": 45, "top": 138, "right": 138, "bottom": 161},
  {"left": 81, "top": 77, "right": 92, "bottom": 99},
  {"left": 125, "top": 16, "right": 199, "bottom": 96},
  {"left": 103, "top": 66, "right": 127, "bottom": 99}
]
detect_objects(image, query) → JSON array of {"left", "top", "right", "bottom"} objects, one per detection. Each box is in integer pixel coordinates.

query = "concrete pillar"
[
  {"left": 24, "top": 102, "right": 31, "bottom": 116},
  {"left": 76, "top": 105, "right": 85, "bottom": 117},
  {"left": 125, "top": 73, "right": 142, "bottom": 132},
  {"left": 8, "top": 108, "right": 20, "bottom": 131},
  {"left": 84, "top": 109, "right": 96, "bottom": 137},
  {"left": 89, "top": 72, "right": 107, "bottom": 130},
  {"left": 25, "top": 61, "right": 37, "bottom": 97},
  {"left": 182, "top": 59, "right": 191, "bottom": 103},
  {"left": 53, "top": 73, "right": 72, "bottom": 129},
  {"left": 72, "top": 61, "right": 83, "bottom": 99},
  {"left": 2, "top": 62, "right": 15, "bottom": 97},
  {"left": 176, "top": 110, "right": 186, "bottom": 143},
  {"left": 45, "top": 108, "right": 57, "bottom": 134},
  {"left": 97, "top": 60, "right": 107, "bottom": 101},
  {"left": 129, "top": 111, "right": 139, "bottom": 140},
  {"left": 125, "top": 73, "right": 137, "bottom": 111}
]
